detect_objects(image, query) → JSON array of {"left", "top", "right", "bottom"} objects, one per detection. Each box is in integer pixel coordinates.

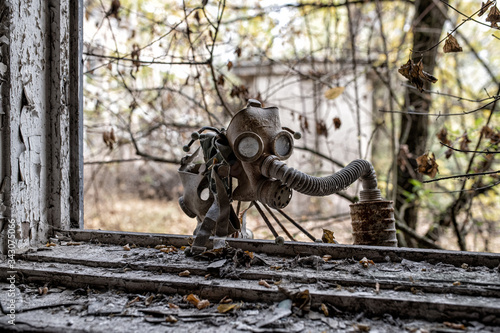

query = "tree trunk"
[{"left": 396, "top": 0, "right": 447, "bottom": 247}]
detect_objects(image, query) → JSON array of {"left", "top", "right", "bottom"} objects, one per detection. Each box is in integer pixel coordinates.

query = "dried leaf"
[
  {"left": 443, "top": 34, "right": 463, "bottom": 53},
  {"left": 416, "top": 152, "right": 439, "bottom": 178},
  {"left": 106, "top": 0, "right": 121, "bottom": 19},
  {"left": 196, "top": 299, "right": 210, "bottom": 310},
  {"left": 295, "top": 289, "right": 311, "bottom": 312},
  {"left": 186, "top": 294, "right": 200, "bottom": 307},
  {"left": 299, "top": 115, "right": 310, "bottom": 133},
  {"left": 321, "top": 229, "right": 338, "bottom": 244},
  {"left": 145, "top": 295, "right": 154, "bottom": 306},
  {"left": 179, "top": 270, "right": 191, "bottom": 277},
  {"left": 333, "top": 117, "right": 341, "bottom": 129},
  {"left": 482, "top": 125, "right": 500, "bottom": 144},
  {"left": 234, "top": 46, "right": 242, "bottom": 57},
  {"left": 436, "top": 127, "right": 451, "bottom": 145},
  {"left": 322, "top": 254, "right": 332, "bottom": 262},
  {"left": 38, "top": 286, "right": 48, "bottom": 295},
  {"left": 123, "top": 244, "right": 131, "bottom": 251},
  {"left": 357, "top": 323, "right": 371, "bottom": 332},
  {"left": 486, "top": 5, "right": 500, "bottom": 28},
  {"left": 445, "top": 148, "right": 453, "bottom": 159},
  {"left": 316, "top": 120, "right": 328, "bottom": 137},
  {"left": 219, "top": 296, "right": 233, "bottom": 304},
  {"left": 168, "top": 302, "right": 179, "bottom": 309},
  {"left": 46, "top": 242, "right": 57, "bottom": 247},
  {"left": 244, "top": 250, "right": 254, "bottom": 259},
  {"left": 217, "top": 75, "right": 225, "bottom": 86},
  {"left": 444, "top": 322, "right": 467, "bottom": 330},
  {"left": 359, "top": 257, "right": 375, "bottom": 268},
  {"left": 479, "top": 0, "right": 494, "bottom": 16},
  {"left": 320, "top": 303, "right": 329, "bottom": 316},
  {"left": 324, "top": 87, "right": 345, "bottom": 100},
  {"left": 227, "top": 61, "right": 233, "bottom": 71},
  {"left": 259, "top": 280, "right": 271, "bottom": 288},
  {"left": 453, "top": 281, "right": 461, "bottom": 286},
  {"left": 217, "top": 303, "right": 240, "bottom": 313},
  {"left": 459, "top": 132, "right": 471, "bottom": 151},
  {"left": 165, "top": 315, "right": 178, "bottom": 323},
  {"left": 398, "top": 59, "right": 437, "bottom": 92},
  {"left": 160, "top": 246, "right": 178, "bottom": 254},
  {"left": 103, "top": 129, "right": 116, "bottom": 149},
  {"left": 127, "top": 296, "right": 140, "bottom": 307}
]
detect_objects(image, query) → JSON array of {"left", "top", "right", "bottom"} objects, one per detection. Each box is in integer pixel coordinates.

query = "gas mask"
[{"left": 178, "top": 99, "right": 395, "bottom": 254}]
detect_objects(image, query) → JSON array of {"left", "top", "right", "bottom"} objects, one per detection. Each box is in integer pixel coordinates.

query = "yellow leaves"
[
  {"left": 443, "top": 34, "right": 462, "bottom": 53},
  {"left": 321, "top": 229, "right": 338, "bottom": 244},
  {"left": 324, "top": 87, "right": 345, "bottom": 100},
  {"left": 398, "top": 59, "right": 438, "bottom": 92},
  {"left": 217, "top": 302, "right": 242, "bottom": 313},
  {"left": 416, "top": 152, "right": 439, "bottom": 178}
]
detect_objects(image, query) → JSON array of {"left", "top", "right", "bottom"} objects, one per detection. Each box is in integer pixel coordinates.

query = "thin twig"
[
  {"left": 439, "top": 142, "right": 500, "bottom": 154},
  {"left": 422, "top": 170, "right": 500, "bottom": 183}
]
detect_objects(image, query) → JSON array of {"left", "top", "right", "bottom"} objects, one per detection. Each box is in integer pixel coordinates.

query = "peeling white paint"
[{"left": 0, "top": 0, "right": 81, "bottom": 255}]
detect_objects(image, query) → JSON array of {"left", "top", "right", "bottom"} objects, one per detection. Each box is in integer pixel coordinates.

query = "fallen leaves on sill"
[
  {"left": 185, "top": 293, "right": 211, "bottom": 310},
  {"left": 217, "top": 302, "right": 242, "bottom": 313},
  {"left": 359, "top": 257, "right": 375, "bottom": 268},
  {"left": 259, "top": 280, "right": 271, "bottom": 288},
  {"left": 179, "top": 270, "right": 191, "bottom": 277},
  {"left": 444, "top": 321, "right": 467, "bottom": 330}
]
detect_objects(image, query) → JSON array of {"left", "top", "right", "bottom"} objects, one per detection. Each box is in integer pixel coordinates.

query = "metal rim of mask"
[
  {"left": 272, "top": 131, "right": 294, "bottom": 160},
  {"left": 233, "top": 131, "right": 264, "bottom": 163}
]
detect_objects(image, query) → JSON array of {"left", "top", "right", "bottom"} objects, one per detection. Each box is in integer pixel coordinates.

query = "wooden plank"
[
  {"left": 1, "top": 260, "right": 499, "bottom": 325},
  {"left": 68, "top": 229, "right": 500, "bottom": 268},
  {"left": 22, "top": 248, "right": 500, "bottom": 298}
]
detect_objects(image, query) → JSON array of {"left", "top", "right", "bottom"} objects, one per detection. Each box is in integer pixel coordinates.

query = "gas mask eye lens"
[
  {"left": 200, "top": 188, "right": 210, "bottom": 201},
  {"left": 234, "top": 132, "right": 264, "bottom": 162},
  {"left": 272, "top": 131, "right": 294, "bottom": 160}
]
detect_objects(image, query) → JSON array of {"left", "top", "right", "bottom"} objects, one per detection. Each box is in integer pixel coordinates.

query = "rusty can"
[{"left": 349, "top": 200, "right": 397, "bottom": 247}]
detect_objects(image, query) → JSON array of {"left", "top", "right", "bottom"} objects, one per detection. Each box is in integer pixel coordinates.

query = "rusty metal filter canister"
[{"left": 349, "top": 200, "right": 397, "bottom": 247}]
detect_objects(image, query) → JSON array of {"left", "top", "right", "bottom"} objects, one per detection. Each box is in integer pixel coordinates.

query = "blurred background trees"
[{"left": 83, "top": 0, "right": 499, "bottom": 252}]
